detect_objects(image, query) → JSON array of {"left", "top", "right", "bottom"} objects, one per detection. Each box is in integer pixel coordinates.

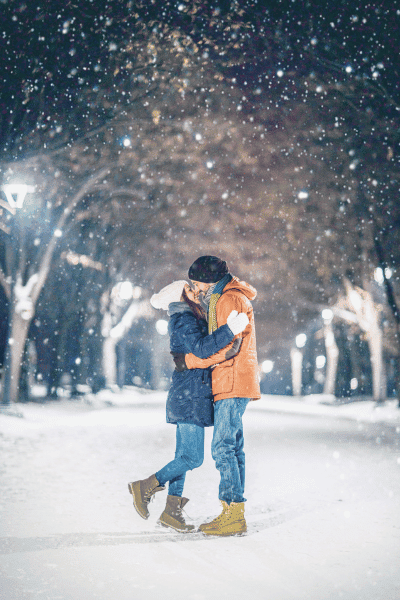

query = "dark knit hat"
[{"left": 188, "top": 256, "right": 229, "bottom": 283}]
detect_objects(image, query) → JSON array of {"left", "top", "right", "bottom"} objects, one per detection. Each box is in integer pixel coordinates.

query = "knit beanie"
[
  {"left": 150, "top": 280, "right": 188, "bottom": 310},
  {"left": 188, "top": 256, "right": 229, "bottom": 283}
]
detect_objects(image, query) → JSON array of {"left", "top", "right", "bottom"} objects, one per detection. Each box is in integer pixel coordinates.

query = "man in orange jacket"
[{"left": 183, "top": 255, "right": 261, "bottom": 536}]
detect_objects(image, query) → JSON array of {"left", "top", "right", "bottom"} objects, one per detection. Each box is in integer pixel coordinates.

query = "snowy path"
[{"left": 0, "top": 393, "right": 399, "bottom": 600}]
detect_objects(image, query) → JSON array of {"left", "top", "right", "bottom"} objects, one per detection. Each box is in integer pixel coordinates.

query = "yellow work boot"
[
  {"left": 199, "top": 501, "right": 247, "bottom": 536},
  {"left": 128, "top": 474, "right": 165, "bottom": 519},
  {"left": 158, "top": 495, "right": 195, "bottom": 533}
]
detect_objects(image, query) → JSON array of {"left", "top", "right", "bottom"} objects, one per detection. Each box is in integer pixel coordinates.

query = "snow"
[{"left": 0, "top": 389, "right": 399, "bottom": 600}]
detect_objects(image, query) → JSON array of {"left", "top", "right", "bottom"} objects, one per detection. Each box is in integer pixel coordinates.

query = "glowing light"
[
  {"left": 297, "top": 191, "right": 309, "bottom": 200},
  {"left": 156, "top": 319, "right": 168, "bottom": 335},
  {"left": 316, "top": 355, "right": 326, "bottom": 369},
  {"left": 2, "top": 184, "right": 35, "bottom": 208},
  {"left": 374, "top": 267, "right": 392, "bottom": 284},
  {"left": 295, "top": 333, "right": 307, "bottom": 348},
  {"left": 350, "top": 378, "right": 358, "bottom": 390},
  {"left": 322, "top": 309, "right": 333, "bottom": 321},
  {"left": 119, "top": 281, "right": 133, "bottom": 300},
  {"left": 261, "top": 360, "right": 274, "bottom": 374}
]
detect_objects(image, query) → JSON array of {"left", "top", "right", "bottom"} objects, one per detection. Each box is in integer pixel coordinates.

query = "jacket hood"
[
  {"left": 223, "top": 276, "right": 257, "bottom": 301},
  {"left": 168, "top": 302, "right": 192, "bottom": 317}
]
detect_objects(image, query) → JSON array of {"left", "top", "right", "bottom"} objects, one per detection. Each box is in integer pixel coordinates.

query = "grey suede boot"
[
  {"left": 128, "top": 474, "right": 165, "bottom": 519},
  {"left": 158, "top": 495, "right": 195, "bottom": 532}
]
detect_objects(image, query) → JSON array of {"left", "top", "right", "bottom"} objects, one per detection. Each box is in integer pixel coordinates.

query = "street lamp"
[{"left": 2, "top": 184, "right": 35, "bottom": 209}]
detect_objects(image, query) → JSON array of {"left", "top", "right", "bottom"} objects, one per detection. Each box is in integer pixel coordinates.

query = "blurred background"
[{"left": 0, "top": 0, "right": 399, "bottom": 406}]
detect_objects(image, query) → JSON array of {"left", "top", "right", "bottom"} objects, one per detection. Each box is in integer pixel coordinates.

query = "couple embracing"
[{"left": 128, "top": 255, "right": 260, "bottom": 536}]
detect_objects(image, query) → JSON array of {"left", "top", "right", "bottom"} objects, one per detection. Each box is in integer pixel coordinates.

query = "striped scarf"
[{"left": 208, "top": 274, "right": 232, "bottom": 333}]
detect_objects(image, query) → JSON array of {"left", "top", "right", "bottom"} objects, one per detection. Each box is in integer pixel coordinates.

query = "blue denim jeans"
[
  {"left": 155, "top": 423, "right": 204, "bottom": 497},
  {"left": 211, "top": 397, "right": 250, "bottom": 504}
]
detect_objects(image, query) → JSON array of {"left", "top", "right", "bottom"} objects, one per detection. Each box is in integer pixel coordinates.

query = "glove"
[
  {"left": 171, "top": 353, "right": 188, "bottom": 372},
  {"left": 226, "top": 310, "right": 249, "bottom": 335}
]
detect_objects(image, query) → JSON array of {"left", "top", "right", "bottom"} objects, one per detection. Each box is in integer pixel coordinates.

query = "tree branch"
[{"left": 31, "top": 166, "right": 111, "bottom": 305}]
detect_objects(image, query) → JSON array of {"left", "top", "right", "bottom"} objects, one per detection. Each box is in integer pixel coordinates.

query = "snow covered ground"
[{"left": 0, "top": 389, "right": 399, "bottom": 600}]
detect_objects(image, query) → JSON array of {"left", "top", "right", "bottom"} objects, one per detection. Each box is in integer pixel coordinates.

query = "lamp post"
[{"left": 1, "top": 183, "right": 35, "bottom": 410}]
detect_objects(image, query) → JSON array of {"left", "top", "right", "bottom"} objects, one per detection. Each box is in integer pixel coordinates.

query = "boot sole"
[
  {"left": 199, "top": 521, "right": 247, "bottom": 536},
  {"left": 128, "top": 482, "right": 149, "bottom": 520},
  {"left": 200, "top": 528, "right": 247, "bottom": 537},
  {"left": 157, "top": 518, "right": 196, "bottom": 533}
]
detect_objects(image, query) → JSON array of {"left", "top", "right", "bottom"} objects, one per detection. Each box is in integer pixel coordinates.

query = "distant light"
[
  {"left": 261, "top": 360, "right": 274, "bottom": 374},
  {"left": 374, "top": 268, "right": 384, "bottom": 284},
  {"left": 156, "top": 319, "right": 168, "bottom": 335},
  {"left": 322, "top": 309, "right": 333, "bottom": 321},
  {"left": 297, "top": 190, "right": 309, "bottom": 200},
  {"left": 54, "top": 229, "right": 63, "bottom": 237},
  {"left": 75, "top": 357, "right": 81, "bottom": 365},
  {"left": 345, "top": 65, "right": 353, "bottom": 73},
  {"left": 295, "top": 333, "right": 307, "bottom": 348},
  {"left": 374, "top": 267, "right": 392, "bottom": 284},
  {"left": 350, "top": 378, "right": 358, "bottom": 390},
  {"left": 119, "top": 281, "right": 133, "bottom": 300},
  {"left": 316, "top": 355, "right": 326, "bottom": 369},
  {"left": 2, "top": 184, "right": 35, "bottom": 208},
  {"left": 122, "top": 137, "right": 131, "bottom": 147},
  {"left": 195, "top": 133, "right": 202, "bottom": 141},
  {"left": 206, "top": 161, "right": 214, "bottom": 169},
  {"left": 277, "top": 70, "right": 284, "bottom": 77}
]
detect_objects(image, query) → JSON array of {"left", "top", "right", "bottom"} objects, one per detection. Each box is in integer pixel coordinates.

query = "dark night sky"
[{"left": 1, "top": 1, "right": 399, "bottom": 139}]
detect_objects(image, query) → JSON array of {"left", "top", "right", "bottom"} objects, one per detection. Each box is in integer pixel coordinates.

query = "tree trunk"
[
  {"left": 1, "top": 309, "right": 31, "bottom": 404},
  {"left": 103, "top": 336, "right": 118, "bottom": 387},
  {"left": 368, "top": 325, "right": 384, "bottom": 403}
]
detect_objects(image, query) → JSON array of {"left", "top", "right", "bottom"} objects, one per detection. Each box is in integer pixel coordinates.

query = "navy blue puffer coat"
[{"left": 166, "top": 302, "right": 234, "bottom": 427}]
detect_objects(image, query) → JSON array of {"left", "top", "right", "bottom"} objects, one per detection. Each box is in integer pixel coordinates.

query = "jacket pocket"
[{"left": 212, "top": 360, "right": 234, "bottom": 395}]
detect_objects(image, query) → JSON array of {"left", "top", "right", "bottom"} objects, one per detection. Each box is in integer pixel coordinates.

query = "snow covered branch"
[{"left": 31, "top": 167, "right": 111, "bottom": 306}]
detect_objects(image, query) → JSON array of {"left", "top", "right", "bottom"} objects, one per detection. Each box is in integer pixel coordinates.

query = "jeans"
[
  {"left": 155, "top": 423, "right": 204, "bottom": 497},
  {"left": 211, "top": 397, "right": 250, "bottom": 504}
]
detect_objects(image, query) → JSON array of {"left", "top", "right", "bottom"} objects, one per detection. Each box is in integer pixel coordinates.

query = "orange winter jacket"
[{"left": 185, "top": 277, "right": 261, "bottom": 402}]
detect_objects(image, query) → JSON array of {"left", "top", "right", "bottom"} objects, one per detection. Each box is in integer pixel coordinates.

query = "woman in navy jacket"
[{"left": 128, "top": 280, "right": 248, "bottom": 532}]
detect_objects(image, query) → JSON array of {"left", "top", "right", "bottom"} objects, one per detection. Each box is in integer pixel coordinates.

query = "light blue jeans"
[
  {"left": 155, "top": 423, "right": 204, "bottom": 497},
  {"left": 211, "top": 397, "right": 250, "bottom": 504}
]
